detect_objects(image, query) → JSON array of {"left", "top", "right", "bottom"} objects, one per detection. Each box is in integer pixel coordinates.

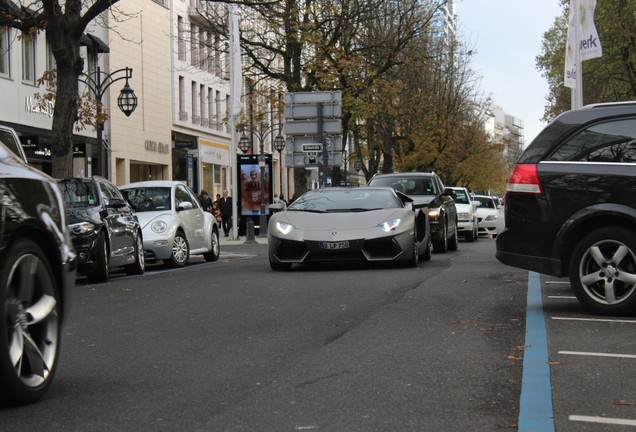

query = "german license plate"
[{"left": 319, "top": 240, "right": 349, "bottom": 250}]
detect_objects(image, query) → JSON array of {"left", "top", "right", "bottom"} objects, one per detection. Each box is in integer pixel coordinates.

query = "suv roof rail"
[{"left": 583, "top": 101, "right": 636, "bottom": 109}]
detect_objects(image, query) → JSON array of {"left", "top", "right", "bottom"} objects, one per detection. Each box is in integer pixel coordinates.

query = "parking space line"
[
  {"left": 570, "top": 415, "right": 636, "bottom": 426},
  {"left": 552, "top": 317, "right": 636, "bottom": 324},
  {"left": 518, "top": 271, "right": 555, "bottom": 432},
  {"left": 544, "top": 281, "right": 570, "bottom": 285},
  {"left": 559, "top": 351, "right": 636, "bottom": 359},
  {"left": 547, "top": 295, "right": 577, "bottom": 299}
]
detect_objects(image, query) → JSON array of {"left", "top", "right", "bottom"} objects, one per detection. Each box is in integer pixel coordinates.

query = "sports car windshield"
[
  {"left": 288, "top": 189, "right": 401, "bottom": 213},
  {"left": 121, "top": 187, "right": 172, "bottom": 212}
]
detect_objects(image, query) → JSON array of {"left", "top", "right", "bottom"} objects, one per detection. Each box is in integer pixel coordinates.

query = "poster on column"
[{"left": 237, "top": 154, "right": 272, "bottom": 216}]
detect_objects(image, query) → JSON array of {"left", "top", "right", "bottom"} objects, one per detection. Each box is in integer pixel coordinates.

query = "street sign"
[
  {"left": 284, "top": 104, "right": 341, "bottom": 119},
  {"left": 301, "top": 143, "right": 322, "bottom": 152},
  {"left": 284, "top": 91, "right": 342, "bottom": 105},
  {"left": 285, "top": 119, "right": 342, "bottom": 136}
]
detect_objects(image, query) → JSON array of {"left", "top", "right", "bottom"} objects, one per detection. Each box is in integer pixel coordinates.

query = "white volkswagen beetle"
[{"left": 120, "top": 180, "right": 220, "bottom": 266}]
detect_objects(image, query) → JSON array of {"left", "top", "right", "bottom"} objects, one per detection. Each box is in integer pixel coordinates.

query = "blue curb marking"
[{"left": 518, "top": 271, "right": 555, "bottom": 431}]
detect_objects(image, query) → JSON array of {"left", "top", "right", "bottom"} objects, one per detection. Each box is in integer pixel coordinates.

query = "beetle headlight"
[
  {"left": 151, "top": 220, "right": 168, "bottom": 233},
  {"left": 69, "top": 221, "right": 95, "bottom": 235},
  {"left": 275, "top": 221, "right": 294, "bottom": 235},
  {"left": 378, "top": 218, "right": 400, "bottom": 232}
]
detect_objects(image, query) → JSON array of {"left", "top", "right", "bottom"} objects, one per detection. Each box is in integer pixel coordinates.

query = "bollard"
[{"left": 244, "top": 219, "right": 256, "bottom": 244}]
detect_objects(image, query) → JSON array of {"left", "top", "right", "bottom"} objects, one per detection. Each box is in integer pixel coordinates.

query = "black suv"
[
  {"left": 496, "top": 101, "right": 636, "bottom": 315},
  {"left": 367, "top": 172, "right": 458, "bottom": 253}
]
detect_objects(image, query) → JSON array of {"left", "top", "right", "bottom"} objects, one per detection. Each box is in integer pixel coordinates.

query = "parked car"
[
  {"left": 0, "top": 125, "right": 26, "bottom": 161},
  {"left": 120, "top": 180, "right": 220, "bottom": 267},
  {"left": 472, "top": 194, "right": 500, "bottom": 237},
  {"left": 268, "top": 187, "right": 431, "bottom": 271},
  {"left": 58, "top": 176, "right": 145, "bottom": 282},
  {"left": 445, "top": 186, "right": 478, "bottom": 242},
  {"left": 496, "top": 101, "right": 636, "bottom": 315},
  {"left": 0, "top": 139, "right": 76, "bottom": 405},
  {"left": 367, "top": 172, "right": 458, "bottom": 252}
]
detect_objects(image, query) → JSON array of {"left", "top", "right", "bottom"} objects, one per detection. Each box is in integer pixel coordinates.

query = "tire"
[
  {"left": 0, "top": 239, "right": 61, "bottom": 406},
  {"left": 448, "top": 221, "right": 459, "bottom": 251},
  {"left": 421, "top": 234, "right": 432, "bottom": 262},
  {"left": 203, "top": 229, "right": 220, "bottom": 262},
  {"left": 433, "top": 220, "right": 448, "bottom": 253},
  {"left": 569, "top": 227, "right": 636, "bottom": 315},
  {"left": 124, "top": 231, "right": 145, "bottom": 275},
  {"left": 270, "top": 260, "right": 292, "bottom": 271},
  {"left": 465, "top": 222, "right": 476, "bottom": 242},
  {"left": 407, "top": 231, "right": 419, "bottom": 268},
  {"left": 166, "top": 231, "right": 189, "bottom": 267},
  {"left": 88, "top": 231, "right": 109, "bottom": 283}
]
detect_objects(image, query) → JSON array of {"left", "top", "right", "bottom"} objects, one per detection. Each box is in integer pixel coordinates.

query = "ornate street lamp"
[{"left": 79, "top": 67, "right": 137, "bottom": 179}]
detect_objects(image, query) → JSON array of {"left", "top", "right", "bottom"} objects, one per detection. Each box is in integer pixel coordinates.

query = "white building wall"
[{"left": 107, "top": 0, "right": 173, "bottom": 185}]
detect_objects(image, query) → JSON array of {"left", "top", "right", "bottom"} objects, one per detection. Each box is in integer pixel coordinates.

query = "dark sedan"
[
  {"left": 0, "top": 142, "right": 76, "bottom": 405},
  {"left": 58, "top": 176, "right": 144, "bottom": 282}
]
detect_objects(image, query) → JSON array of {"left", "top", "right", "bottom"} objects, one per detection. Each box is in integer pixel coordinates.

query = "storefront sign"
[
  {"left": 25, "top": 97, "right": 54, "bottom": 118},
  {"left": 144, "top": 140, "right": 170, "bottom": 153}
]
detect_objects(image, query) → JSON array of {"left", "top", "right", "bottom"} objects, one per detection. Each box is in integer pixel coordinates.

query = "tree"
[
  {"left": 0, "top": 0, "right": 129, "bottom": 178},
  {"left": 536, "top": 0, "right": 636, "bottom": 122}
]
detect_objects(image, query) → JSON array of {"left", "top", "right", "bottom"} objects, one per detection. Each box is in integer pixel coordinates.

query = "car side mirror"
[
  {"left": 106, "top": 197, "right": 128, "bottom": 209},
  {"left": 269, "top": 202, "right": 285, "bottom": 214},
  {"left": 177, "top": 201, "right": 193, "bottom": 212}
]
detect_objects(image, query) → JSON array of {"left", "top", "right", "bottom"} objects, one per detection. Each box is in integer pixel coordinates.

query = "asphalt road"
[{"left": 0, "top": 237, "right": 565, "bottom": 431}]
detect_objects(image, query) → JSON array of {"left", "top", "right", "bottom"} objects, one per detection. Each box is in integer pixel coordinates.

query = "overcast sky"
[{"left": 456, "top": 0, "right": 564, "bottom": 145}]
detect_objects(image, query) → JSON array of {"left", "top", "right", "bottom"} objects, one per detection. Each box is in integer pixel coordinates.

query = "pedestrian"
[
  {"left": 217, "top": 189, "right": 233, "bottom": 237},
  {"left": 198, "top": 190, "right": 213, "bottom": 212}
]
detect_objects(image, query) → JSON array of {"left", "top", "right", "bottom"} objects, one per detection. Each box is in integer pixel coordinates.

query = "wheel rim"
[
  {"left": 579, "top": 239, "right": 636, "bottom": 305},
  {"left": 136, "top": 234, "right": 145, "bottom": 271},
  {"left": 172, "top": 235, "right": 188, "bottom": 264},
  {"left": 212, "top": 231, "right": 219, "bottom": 256},
  {"left": 5, "top": 253, "right": 59, "bottom": 388}
]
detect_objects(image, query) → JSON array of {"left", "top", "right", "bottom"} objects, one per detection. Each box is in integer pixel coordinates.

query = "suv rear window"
[{"left": 547, "top": 118, "right": 636, "bottom": 162}]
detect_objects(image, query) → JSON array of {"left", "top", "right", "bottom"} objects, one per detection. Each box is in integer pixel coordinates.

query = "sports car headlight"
[
  {"left": 275, "top": 221, "right": 294, "bottom": 235},
  {"left": 69, "top": 221, "right": 95, "bottom": 235},
  {"left": 427, "top": 208, "right": 441, "bottom": 219},
  {"left": 378, "top": 218, "right": 401, "bottom": 232},
  {"left": 151, "top": 220, "right": 168, "bottom": 233}
]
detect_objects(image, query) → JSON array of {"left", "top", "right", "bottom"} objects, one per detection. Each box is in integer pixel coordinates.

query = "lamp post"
[
  {"left": 79, "top": 67, "right": 138, "bottom": 179},
  {"left": 239, "top": 123, "right": 285, "bottom": 237}
]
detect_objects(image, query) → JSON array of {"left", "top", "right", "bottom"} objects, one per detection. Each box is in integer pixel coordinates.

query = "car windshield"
[
  {"left": 59, "top": 179, "right": 99, "bottom": 208},
  {"left": 452, "top": 189, "right": 470, "bottom": 204},
  {"left": 474, "top": 196, "right": 496, "bottom": 209},
  {"left": 288, "top": 189, "right": 400, "bottom": 212},
  {"left": 369, "top": 176, "right": 437, "bottom": 196},
  {"left": 121, "top": 187, "right": 172, "bottom": 212}
]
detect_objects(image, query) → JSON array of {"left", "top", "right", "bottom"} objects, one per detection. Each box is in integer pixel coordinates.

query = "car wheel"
[
  {"left": 0, "top": 239, "right": 61, "bottom": 406},
  {"left": 270, "top": 260, "right": 292, "bottom": 271},
  {"left": 421, "top": 233, "right": 432, "bottom": 262},
  {"left": 203, "top": 229, "right": 220, "bottom": 262},
  {"left": 407, "top": 231, "right": 419, "bottom": 268},
  {"left": 448, "top": 222, "right": 459, "bottom": 251},
  {"left": 88, "top": 231, "right": 109, "bottom": 283},
  {"left": 465, "top": 223, "right": 476, "bottom": 242},
  {"left": 166, "top": 231, "right": 189, "bottom": 267},
  {"left": 569, "top": 227, "right": 636, "bottom": 315},
  {"left": 125, "top": 231, "right": 145, "bottom": 275},
  {"left": 433, "top": 220, "right": 448, "bottom": 253}
]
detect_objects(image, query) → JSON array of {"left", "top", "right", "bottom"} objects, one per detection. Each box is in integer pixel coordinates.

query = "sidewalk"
[{"left": 219, "top": 233, "right": 267, "bottom": 246}]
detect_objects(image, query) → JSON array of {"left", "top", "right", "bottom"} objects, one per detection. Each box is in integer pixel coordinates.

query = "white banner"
[{"left": 564, "top": 0, "right": 602, "bottom": 89}]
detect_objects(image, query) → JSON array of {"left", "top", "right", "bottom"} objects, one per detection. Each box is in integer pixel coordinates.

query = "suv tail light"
[{"left": 506, "top": 163, "right": 543, "bottom": 194}]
